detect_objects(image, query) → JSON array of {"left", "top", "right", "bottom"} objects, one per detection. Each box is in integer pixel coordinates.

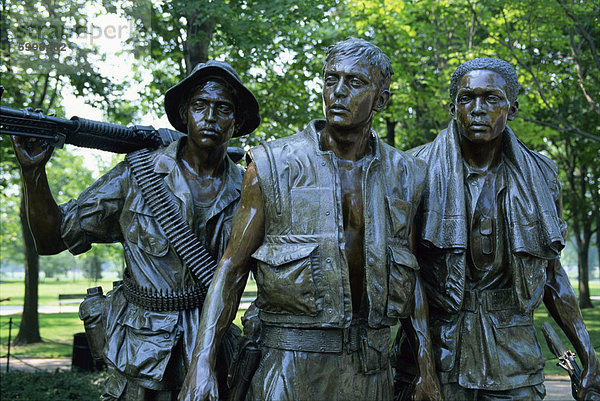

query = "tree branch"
[
  {"left": 556, "top": 0, "right": 600, "bottom": 70},
  {"left": 499, "top": 7, "right": 600, "bottom": 143},
  {"left": 569, "top": 30, "right": 600, "bottom": 115},
  {"left": 520, "top": 115, "right": 600, "bottom": 143}
]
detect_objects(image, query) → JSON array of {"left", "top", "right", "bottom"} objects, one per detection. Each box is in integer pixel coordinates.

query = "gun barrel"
[
  {"left": 542, "top": 322, "right": 568, "bottom": 357},
  {"left": 70, "top": 117, "right": 159, "bottom": 153}
]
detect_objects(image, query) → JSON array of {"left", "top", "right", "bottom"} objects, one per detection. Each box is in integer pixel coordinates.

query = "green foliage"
[
  {"left": 0, "top": 149, "right": 124, "bottom": 278},
  {"left": 109, "top": 0, "right": 336, "bottom": 147},
  {"left": 0, "top": 370, "right": 104, "bottom": 400}
]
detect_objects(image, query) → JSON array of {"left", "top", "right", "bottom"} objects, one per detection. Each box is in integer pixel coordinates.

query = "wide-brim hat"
[{"left": 164, "top": 60, "right": 260, "bottom": 137}]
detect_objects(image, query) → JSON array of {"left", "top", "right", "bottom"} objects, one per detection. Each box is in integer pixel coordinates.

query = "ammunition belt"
[
  {"left": 122, "top": 270, "right": 205, "bottom": 312},
  {"left": 126, "top": 149, "right": 218, "bottom": 296}
]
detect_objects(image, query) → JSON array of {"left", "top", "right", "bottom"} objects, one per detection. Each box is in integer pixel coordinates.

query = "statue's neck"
[
  {"left": 321, "top": 122, "right": 372, "bottom": 162},
  {"left": 460, "top": 135, "right": 503, "bottom": 170}
]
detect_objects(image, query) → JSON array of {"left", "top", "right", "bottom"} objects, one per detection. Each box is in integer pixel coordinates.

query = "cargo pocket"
[
  {"left": 252, "top": 243, "right": 319, "bottom": 316},
  {"left": 124, "top": 198, "right": 169, "bottom": 257},
  {"left": 386, "top": 245, "right": 418, "bottom": 319},
  {"left": 489, "top": 311, "right": 544, "bottom": 376},
  {"left": 120, "top": 307, "right": 179, "bottom": 380}
]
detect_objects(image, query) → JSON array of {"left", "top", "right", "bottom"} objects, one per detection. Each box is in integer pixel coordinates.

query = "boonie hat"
[{"left": 164, "top": 60, "right": 260, "bottom": 137}]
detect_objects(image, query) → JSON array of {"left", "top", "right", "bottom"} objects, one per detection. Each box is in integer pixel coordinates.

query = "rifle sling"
[{"left": 126, "top": 148, "right": 218, "bottom": 294}]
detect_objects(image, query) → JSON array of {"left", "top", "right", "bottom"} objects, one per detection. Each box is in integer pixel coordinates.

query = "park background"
[{"left": 1, "top": 0, "right": 599, "bottom": 399}]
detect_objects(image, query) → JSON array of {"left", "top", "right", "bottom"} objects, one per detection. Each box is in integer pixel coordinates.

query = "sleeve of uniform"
[{"left": 60, "top": 161, "right": 128, "bottom": 255}]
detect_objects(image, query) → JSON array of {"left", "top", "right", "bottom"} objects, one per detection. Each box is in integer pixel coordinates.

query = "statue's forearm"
[
  {"left": 544, "top": 260, "right": 599, "bottom": 371},
  {"left": 21, "top": 166, "right": 64, "bottom": 254},
  {"left": 194, "top": 260, "right": 249, "bottom": 367},
  {"left": 403, "top": 274, "right": 439, "bottom": 384}
]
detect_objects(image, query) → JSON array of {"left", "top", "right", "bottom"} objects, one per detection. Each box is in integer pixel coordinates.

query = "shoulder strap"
[{"left": 126, "top": 148, "right": 217, "bottom": 292}]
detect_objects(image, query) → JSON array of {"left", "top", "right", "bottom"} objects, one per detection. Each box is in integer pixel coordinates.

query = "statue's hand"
[
  {"left": 578, "top": 367, "right": 600, "bottom": 401},
  {"left": 412, "top": 374, "right": 442, "bottom": 401},
  {"left": 178, "top": 360, "right": 219, "bottom": 401},
  {"left": 10, "top": 135, "right": 54, "bottom": 171}
]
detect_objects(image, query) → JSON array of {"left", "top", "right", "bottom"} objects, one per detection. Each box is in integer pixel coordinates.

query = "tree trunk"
[
  {"left": 577, "top": 233, "right": 593, "bottom": 309},
  {"left": 13, "top": 185, "right": 42, "bottom": 345},
  {"left": 385, "top": 119, "right": 396, "bottom": 147},
  {"left": 183, "top": 13, "right": 216, "bottom": 74},
  {"left": 596, "top": 205, "right": 600, "bottom": 282}
]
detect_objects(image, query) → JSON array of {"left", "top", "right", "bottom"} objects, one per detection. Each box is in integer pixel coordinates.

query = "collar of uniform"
[
  {"left": 306, "top": 119, "right": 380, "bottom": 161},
  {"left": 208, "top": 156, "right": 242, "bottom": 219},
  {"left": 150, "top": 137, "right": 241, "bottom": 222},
  {"left": 153, "top": 137, "right": 181, "bottom": 174}
]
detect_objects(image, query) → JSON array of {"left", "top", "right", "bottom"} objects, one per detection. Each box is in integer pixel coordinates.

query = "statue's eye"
[
  {"left": 350, "top": 78, "right": 364, "bottom": 88},
  {"left": 458, "top": 95, "right": 471, "bottom": 103},
  {"left": 192, "top": 100, "right": 207, "bottom": 109},
  {"left": 325, "top": 76, "right": 338, "bottom": 86},
  {"left": 487, "top": 95, "right": 500, "bottom": 103},
  {"left": 218, "top": 104, "right": 233, "bottom": 114}
]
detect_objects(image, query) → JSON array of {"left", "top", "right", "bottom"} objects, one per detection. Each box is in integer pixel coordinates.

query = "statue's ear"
[
  {"left": 449, "top": 102, "right": 456, "bottom": 118},
  {"left": 235, "top": 115, "right": 245, "bottom": 134},
  {"left": 507, "top": 101, "right": 519, "bottom": 121},
  {"left": 181, "top": 106, "right": 188, "bottom": 126},
  {"left": 374, "top": 89, "right": 390, "bottom": 112}
]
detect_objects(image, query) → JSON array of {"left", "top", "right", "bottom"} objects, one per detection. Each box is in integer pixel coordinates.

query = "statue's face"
[
  {"left": 322, "top": 55, "right": 386, "bottom": 130},
  {"left": 450, "top": 69, "right": 517, "bottom": 145},
  {"left": 185, "top": 80, "right": 236, "bottom": 149}
]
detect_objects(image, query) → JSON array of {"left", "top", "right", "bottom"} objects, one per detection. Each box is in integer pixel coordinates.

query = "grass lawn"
[{"left": 0, "top": 279, "right": 116, "bottom": 306}]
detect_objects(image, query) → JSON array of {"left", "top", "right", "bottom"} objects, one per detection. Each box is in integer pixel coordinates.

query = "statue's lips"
[
  {"left": 198, "top": 128, "right": 221, "bottom": 136},
  {"left": 469, "top": 122, "right": 490, "bottom": 130},
  {"left": 329, "top": 105, "right": 349, "bottom": 113}
]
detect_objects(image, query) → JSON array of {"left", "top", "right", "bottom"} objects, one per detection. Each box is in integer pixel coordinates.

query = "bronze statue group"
[{"left": 11, "top": 38, "right": 600, "bottom": 401}]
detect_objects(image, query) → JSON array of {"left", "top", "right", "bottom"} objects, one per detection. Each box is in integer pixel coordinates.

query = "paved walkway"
[
  {"left": 0, "top": 305, "right": 80, "bottom": 315},
  {"left": 0, "top": 357, "right": 575, "bottom": 399}
]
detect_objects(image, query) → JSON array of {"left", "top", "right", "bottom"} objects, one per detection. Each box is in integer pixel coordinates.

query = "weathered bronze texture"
[
  {"left": 406, "top": 58, "right": 600, "bottom": 400},
  {"left": 11, "top": 60, "right": 260, "bottom": 400},
  {"left": 179, "top": 38, "right": 441, "bottom": 401}
]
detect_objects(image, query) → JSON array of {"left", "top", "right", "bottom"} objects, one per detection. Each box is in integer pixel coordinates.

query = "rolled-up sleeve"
[{"left": 60, "top": 161, "right": 128, "bottom": 255}]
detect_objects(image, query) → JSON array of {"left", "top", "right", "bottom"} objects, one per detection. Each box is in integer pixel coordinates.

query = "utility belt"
[
  {"left": 122, "top": 270, "right": 205, "bottom": 312},
  {"left": 462, "top": 288, "right": 516, "bottom": 312},
  {"left": 261, "top": 323, "right": 391, "bottom": 373}
]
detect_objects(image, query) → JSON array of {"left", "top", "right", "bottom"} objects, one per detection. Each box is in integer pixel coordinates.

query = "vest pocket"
[
  {"left": 124, "top": 200, "right": 169, "bottom": 257},
  {"left": 252, "top": 243, "right": 319, "bottom": 316},
  {"left": 386, "top": 196, "right": 411, "bottom": 238},
  {"left": 386, "top": 245, "right": 418, "bottom": 319}
]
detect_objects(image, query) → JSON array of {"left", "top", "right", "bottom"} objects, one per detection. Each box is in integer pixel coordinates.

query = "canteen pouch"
[{"left": 78, "top": 286, "right": 107, "bottom": 360}]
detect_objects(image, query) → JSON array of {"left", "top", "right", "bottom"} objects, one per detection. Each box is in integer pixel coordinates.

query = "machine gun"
[
  {"left": 542, "top": 322, "right": 584, "bottom": 400},
  {"left": 0, "top": 86, "right": 244, "bottom": 161}
]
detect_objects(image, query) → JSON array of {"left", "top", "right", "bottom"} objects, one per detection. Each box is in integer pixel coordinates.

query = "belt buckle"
[
  {"left": 475, "top": 291, "right": 489, "bottom": 312},
  {"left": 343, "top": 327, "right": 351, "bottom": 353}
]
